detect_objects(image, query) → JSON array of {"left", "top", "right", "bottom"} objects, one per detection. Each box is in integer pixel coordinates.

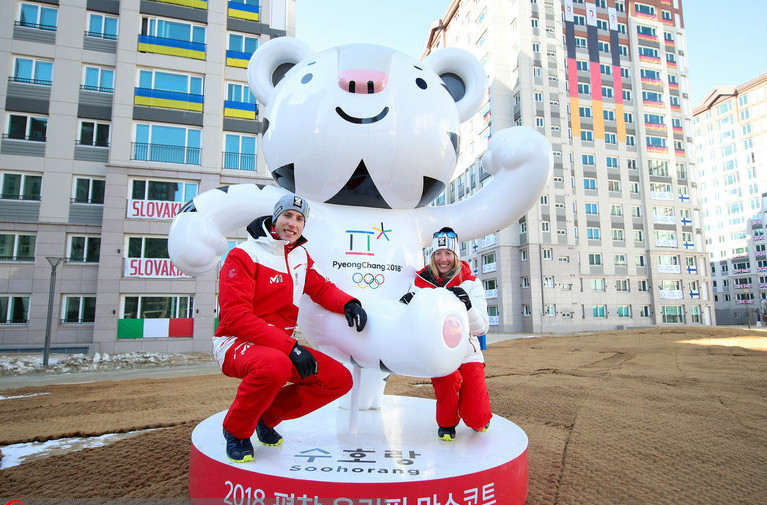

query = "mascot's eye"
[
  {"left": 415, "top": 77, "right": 427, "bottom": 90},
  {"left": 301, "top": 73, "right": 313, "bottom": 84}
]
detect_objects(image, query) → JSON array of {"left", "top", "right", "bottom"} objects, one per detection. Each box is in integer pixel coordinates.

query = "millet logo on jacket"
[{"left": 270, "top": 274, "right": 284, "bottom": 284}]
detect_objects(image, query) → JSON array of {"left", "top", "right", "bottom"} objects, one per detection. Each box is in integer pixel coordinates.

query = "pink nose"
[
  {"left": 442, "top": 316, "right": 463, "bottom": 349},
  {"left": 339, "top": 69, "right": 388, "bottom": 94}
]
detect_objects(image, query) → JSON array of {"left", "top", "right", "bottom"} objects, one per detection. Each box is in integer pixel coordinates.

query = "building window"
[
  {"left": 12, "top": 56, "right": 52, "bottom": 85},
  {"left": 82, "top": 65, "right": 115, "bottom": 93},
  {"left": 78, "top": 121, "right": 110, "bottom": 147},
  {"left": 536, "top": 116, "right": 545, "bottom": 127},
  {"left": 227, "top": 32, "right": 259, "bottom": 63},
  {"left": 63, "top": 296, "right": 97, "bottom": 323},
  {"left": 579, "top": 106, "right": 592, "bottom": 118},
  {"left": 128, "top": 236, "right": 170, "bottom": 259},
  {"left": 131, "top": 178, "right": 198, "bottom": 204},
  {"left": 223, "top": 134, "right": 257, "bottom": 171},
  {"left": 1, "top": 172, "right": 42, "bottom": 200},
  {"left": 612, "top": 228, "right": 625, "bottom": 241},
  {"left": 0, "top": 296, "right": 30, "bottom": 325},
  {"left": 661, "top": 305, "right": 684, "bottom": 323},
  {"left": 5, "top": 113, "right": 47, "bottom": 142},
  {"left": 616, "top": 279, "right": 629, "bottom": 292},
  {"left": 18, "top": 2, "right": 58, "bottom": 30},
  {"left": 583, "top": 154, "right": 595, "bottom": 166},
  {"left": 133, "top": 123, "right": 202, "bottom": 165},
  {"left": 588, "top": 253, "right": 602, "bottom": 266},
  {"left": 521, "top": 276, "right": 530, "bottom": 288},
  {"left": 544, "top": 304, "right": 556, "bottom": 316},
  {"left": 576, "top": 60, "right": 589, "bottom": 71},
  {"left": 87, "top": 12, "right": 118, "bottom": 39},
  {"left": 617, "top": 305, "right": 631, "bottom": 318},
  {"left": 543, "top": 276, "right": 554, "bottom": 288},
  {"left": 592, "top": 305, "right": 607, "bottom": 318},
  {"left": 68, "top": 235, "right": 101, "bottom": 263},
  {"left": 135, "top": 69, "right": 203, "bottom": 112},
  {"left": 541, "top": 221, "right": 550, "bottom": 232},
  {"left": 520, "top": 249, "right": 528, "bottom": 261},
  {"left": 522, "top": 304, "right": 531, "bottom": 316},
  {"left": 587, "top": 227, "right": 601, "bottom": 240},
  {"left": 605, "top": 132, "right": 617, "bottom": 144},
  {"left": 581, "top": 129, "right": 594, "bottom": 141},
  {"left": 585, "top": 203, "right": 599, "bottom": 215},
  {"left": 140, "top": 16, "right": 206, "bottom": 45},
  {"left": 604, "top": 109, "right": 615, "bottom": 121},
  {"left": 578, "top": 83, "right": 591, "bottom": 94},
  {"left": 584, "top": 178, "right": 597, "bottom": 190},
  {"left": 122, "top": 295, "right": 194, "bottom": 319},
  {"left": 73, "top": 177, "right": 105, "bottom": 204},
  {"left": 614, "top": 254, "right": 626, "bottom": 266},
  {"left": 0, "top": 234, "right": 36, "bottom": 261}
]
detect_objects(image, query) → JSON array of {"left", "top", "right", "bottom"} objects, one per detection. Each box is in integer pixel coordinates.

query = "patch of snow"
[
  {"left": 0, "top": 392, "right": 51, "bottom": 401},
  {"left": 0, "top": 429, "right": 158, "bottom": 469},
  {"left": 0, "top": 351, "right": 212, "bottom": 376}
]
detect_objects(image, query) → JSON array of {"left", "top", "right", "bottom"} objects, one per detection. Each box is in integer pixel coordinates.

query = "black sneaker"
[
  {"left": 222, "top": 427, "right": 254, "bottom": 463},
  {"left": 256, "top": 419, "right": 283, "bottom": 446},
  {"left": 437, "top": 425, "right": 456, "bottom": 442}
]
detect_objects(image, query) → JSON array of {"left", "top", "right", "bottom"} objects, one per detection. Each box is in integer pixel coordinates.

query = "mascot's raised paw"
[{"left": 167, "top": 212, "right": 227, "bottom": 276}]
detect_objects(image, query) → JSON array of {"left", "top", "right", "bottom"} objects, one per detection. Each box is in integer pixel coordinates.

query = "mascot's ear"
[
  {"left": 423, "top": 48, "right": 487, "bottom": 123},
  {"left": 247, "top": 37, "right": 313, "bottom": 107}
]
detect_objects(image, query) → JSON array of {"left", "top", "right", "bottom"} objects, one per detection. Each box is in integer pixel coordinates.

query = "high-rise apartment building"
[
  {"left": 425, "top": 0, "right": 713, "bottom": 332},
  {"left": 1, "top": 0, "right": 294, "bottom": 353},
  {"left": 692, "top": 74, "right": 767, "bottom": 325}
]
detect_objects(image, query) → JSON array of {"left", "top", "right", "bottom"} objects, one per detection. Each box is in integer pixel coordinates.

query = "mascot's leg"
[{"left": 340, "top": 366, "right": 388, "bottom": 412}]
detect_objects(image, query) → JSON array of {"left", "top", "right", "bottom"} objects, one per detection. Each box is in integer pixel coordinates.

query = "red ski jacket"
[{"left": 215, "top": 216, "right": 355, "bottom": 355}]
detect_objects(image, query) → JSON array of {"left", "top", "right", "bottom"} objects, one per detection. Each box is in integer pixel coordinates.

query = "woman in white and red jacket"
[
  {"left": 214, "top": 194, "right": 367, "bottom": 463},
  {"left": 400, "top": 227, "right": 491, "bottom": 441}
]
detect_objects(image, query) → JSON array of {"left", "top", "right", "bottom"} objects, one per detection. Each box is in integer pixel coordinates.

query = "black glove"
[
  {"left": 399, "top": 292, "right": 414, "bottom": 305},
  {"left": 344, "top": 300, "right": 367, "bottom": 332},
  {"left": 447, "top": 286, "right": 472, "bottom": 310},
  {"left": 289, "top": 343, "right": 317, "bottom": 379}
]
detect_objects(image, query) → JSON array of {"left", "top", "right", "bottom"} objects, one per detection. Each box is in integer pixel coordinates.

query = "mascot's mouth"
[
  {"left": 336, "top": 106, "right": 389, "bottom": 124},
  {"left": 273, "top": 160, "right": 445, "bottom": 209}
]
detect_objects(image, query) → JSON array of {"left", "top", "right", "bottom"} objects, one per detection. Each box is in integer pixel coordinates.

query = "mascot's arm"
[
  {"left": 302, "top": 252, "right": 356, "bottom": 314},
  {"left": 464, "top": 279, "right": 489, "bottom": 337},
  {"left": 168, "top": 184, "right": 288, "bottom": 276},
  {"left": 414, "top": 127, "right": 553, "bottom": 244},
  {"left": 216, "top": 248, "right": 297, "bottom": 354}
]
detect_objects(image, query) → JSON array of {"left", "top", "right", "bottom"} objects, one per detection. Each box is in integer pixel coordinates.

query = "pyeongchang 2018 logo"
[{"left": 344, "top": 222, "right": 391, "bottom": 257}]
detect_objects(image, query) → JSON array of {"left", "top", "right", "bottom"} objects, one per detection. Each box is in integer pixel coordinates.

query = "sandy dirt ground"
[{"left": 0, "top": 326, "right": 765, "bottom": 505}]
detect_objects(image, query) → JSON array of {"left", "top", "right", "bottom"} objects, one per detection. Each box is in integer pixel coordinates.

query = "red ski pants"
[
  {"left": 431, "top": 361, "right": 492, "bottom": 431},
  {"left": 221, "top": 339, "right": 352, "bottom": 439}
]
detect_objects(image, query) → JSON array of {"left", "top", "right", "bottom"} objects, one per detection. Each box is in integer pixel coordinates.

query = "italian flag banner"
[{"left": 118, "top": 318, "right": 194, "bottom": 339}]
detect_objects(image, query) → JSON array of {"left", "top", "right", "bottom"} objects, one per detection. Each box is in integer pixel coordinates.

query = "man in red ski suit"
[
  {"left": 213, "top": 194, "right": 367, "bottom": 463},
  {"left": 400, "top": 227, "right": 492, "bottom": 441}
]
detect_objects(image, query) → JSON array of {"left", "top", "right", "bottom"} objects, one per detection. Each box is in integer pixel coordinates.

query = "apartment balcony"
[
  {"left": 134, "top": 88, "right": 204, "bottom": 112},
  {"left": 222, "top": 152, "right": 256, "bottom": 171},
  {"left": 224, "top": 100, "right": 257, "bottom": 120},
  {"left": 227, "top": 1, "right": 259, "bottom": 21},
  {"left": 131, "top": 142, "right": 201, "bottom": 165},
  {"left": 137, "top": 34, "right": 206, "bottom": 60}
]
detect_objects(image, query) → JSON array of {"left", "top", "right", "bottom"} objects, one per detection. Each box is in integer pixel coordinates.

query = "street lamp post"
[{"left": 43, "top": 256, "right": 63, "bottom": 367}]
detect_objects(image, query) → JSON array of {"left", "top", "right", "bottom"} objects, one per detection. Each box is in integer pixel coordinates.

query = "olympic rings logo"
[{"left": 352, "top": 272, "right": 385, "bottom": 289}]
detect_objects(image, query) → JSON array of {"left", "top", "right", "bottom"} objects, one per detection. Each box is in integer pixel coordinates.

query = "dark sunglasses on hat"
[{"left": 433, "top": 230, "right": 457, "bottom": 238}]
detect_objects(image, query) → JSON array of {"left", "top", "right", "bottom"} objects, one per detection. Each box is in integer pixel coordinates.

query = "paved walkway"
[{"left": 0, "top": 332, "right": 537, "bottom": 391}]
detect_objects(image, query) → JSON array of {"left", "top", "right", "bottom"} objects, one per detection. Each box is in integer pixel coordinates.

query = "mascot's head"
[{"left": 248, "top": 38, "right": 487, "bottom": 209}]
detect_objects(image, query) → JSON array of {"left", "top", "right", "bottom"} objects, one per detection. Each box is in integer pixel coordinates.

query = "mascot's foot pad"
[{"left": 190, "top": 395, "right": 528, "bottom": 504}]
